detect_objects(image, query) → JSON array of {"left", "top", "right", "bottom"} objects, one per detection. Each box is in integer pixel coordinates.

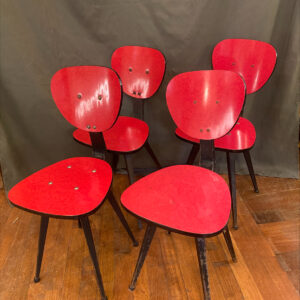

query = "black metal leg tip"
[
  {"left": 129, "top": 285, "right": 136, "bottom": 291},
  {"left": 133, "top": 241, "right": 139, "bottom": 247},
  {"left": 233, "top": 257, "right": 237, "bottom": 263},
  {"left": 34, "top": 277, "right": 40, "bottom": 283},
  {"left": 101, "top": 296, "right": 108, "bottom": 300},
  {"left": 254, "top": 188, "right": 259, "bottom": 193},
  {"left": 233, "top": 225, "right": 238, "bottom": 230}
]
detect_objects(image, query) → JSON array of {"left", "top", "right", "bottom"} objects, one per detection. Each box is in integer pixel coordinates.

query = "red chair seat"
[
  {"left": 176, "top": 117, "right": 256, "bottom": 151},
  {"left": 8, "top": 157, "right": 112, "bottom": 216},
  {"left": 121, "top": 165, "right": 231, "bottom": 235},
  {"left": 73, "top": 116, "right": 149, "bottom": 152}
]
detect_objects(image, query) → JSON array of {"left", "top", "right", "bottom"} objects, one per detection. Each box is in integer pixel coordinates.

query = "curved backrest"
[
  {"left": 212, "top": 39, "right": 277, "bottom": 94},
  {"left": 166, "top": 70, "right": 245, "bottom": 140},
  {"left": 51, "top": 66, "right": 121, "bottom": 132},
  {"left": 111, "top": 46, "right": 165, "bottom": 99}
]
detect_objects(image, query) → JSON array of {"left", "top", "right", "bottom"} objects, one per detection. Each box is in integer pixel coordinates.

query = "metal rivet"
[
  {"left": 216, "top": 101, "right": 219, "bottom": 104},
  {"left": 48, "top": 181, "right": 53, "bottom": 185},
  {"left": 228, "top": 132, "right": 231, "bottom": 135},
  {"left": 237, "top": 122, "right": 240, "bottom": 125},
  {"left": 74, "top": 187, "right": 79, "bottom": 190},
  {"left": 98, "top": 95, "right": 102, "bottom": 100},
  {"left": 138, "top": 92, "right": 141, "bottom": 96},
  {"left": 67, "top": 165, "right": 72, "bottom": 169},
  {"left": 251, "top": 64, "right": 255, "bottom": 68},
  {"left": 193, "top": 100, "right": 197, "bottom": 104},
  {"left": 93, "top": 125, "right": 96, "bottom": 129},
  {"left": 92, "top": 169, "right": 96, "bottom": 173},
  {"left": 133, "top": 91, "right": 136, "bottom": 95},
  {"left": 129, "top": 67, "right": 132, "bottom": 72},
  {"left": 232, "top": 62, "right": 236, "bottom": 66},
  {"left": 145, "top": 69, "right": 150, "bottom": 74},
  {"left": 77, "top": 93, "right": 82, "bottom": 99},
  {"left": 200, "top": 129, "right": 203, "bottom": 132},
  {"left": 87, "top": 125, "right": 91, "bottom": 129},
  {"left": 206, "top": 129, "right": 210, "bottom": 132}
]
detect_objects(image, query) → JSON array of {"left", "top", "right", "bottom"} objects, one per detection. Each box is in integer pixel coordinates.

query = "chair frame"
[{"left": 123, "top": 140, "right": 237, "bottom": 300}]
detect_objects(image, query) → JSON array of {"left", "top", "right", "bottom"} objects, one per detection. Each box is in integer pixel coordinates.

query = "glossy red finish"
[
  {"left": 176, "top": 117, "right": 256, "bottom": 150},
  {"left": 51, "top": 66, "right": 121, "bottom": 132},
  {"left": 8, "top": 157, "right": 112, "bottom": 217},
  {"left": 121, "top": 165, "right": 231, "bottom": 235},
  {"left": 73, "top": 116, "right": 149, "bottom": 152},
  {"left": 214, "top": 117, "right": 256, "bottom": 150},
  {"left": 167, "top": 70, "right": 245, "bottom": 141},
  {"left": 111, "top": 46, "right": 165, "bottom": 99},
  {"left": 212, "top": 39, "right": 277, "bottom": 94}
]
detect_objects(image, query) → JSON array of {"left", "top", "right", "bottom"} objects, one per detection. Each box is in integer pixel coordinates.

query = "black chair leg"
[
  {"left": 80, "top": 216, "right": 107, "bottom": 300},
  {"left": 144, "top": 141, "right": 162, "bottom": 169},
  {"left": 223, "top": 226, "right": 237, "bottom": 262},
  {"left": 195, "top": 237, "right": 210, "bottom": 300},
  {"left": 226, "top": 151, "right": 238, "bottom": 229},
  {"left": 124, "top": 154, "right": 143, "bottom": 229},
  {"left": 78, "top": 218, "right": 82, "bottom": 228},
  {"left": 187, "top": 143, "right": 200, "bottom": 165},
  {"left": 107, "top": 190, "right": 138, "bottom": 247},
  {"left": 243, "top": 149, "right": 259, "bottom": 193},
  {"left": 129, "top": 224, "right": 156, "bottom": 291},
  {"left": 34, "top": 216, "right": 49, "bottom": 283},
  {"left": 112, "top": 153, "right": 119, "bottom": 173}
]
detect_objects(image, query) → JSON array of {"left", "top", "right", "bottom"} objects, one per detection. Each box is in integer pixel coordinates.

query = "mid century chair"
[
  {"left": 121, "top": 70, "right": 245, "bottom": 299},
  {"left": 176, "top": 39, "right": 277, "bottom": 228},
  {"left": 8, "top": 66, "right": 138, "bottom": 300}
]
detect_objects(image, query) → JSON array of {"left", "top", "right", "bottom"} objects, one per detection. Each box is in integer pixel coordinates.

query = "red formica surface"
[
  {"left": 73, "top": 116, "right": 149, "bottom": 152},
  {"left": 8, "top": 157, "right": 112, "bottom": 217},
  {"left": 51, "top": 66, "right": 121, "bottom": 133},
  {"left": 176, "top": 117, "right": 256, "bottom": 150},
  {"left": 212, "top": 39, "right": 277, "bottom": 94},
  {"left": 121, "top": 165, "right": 231, "bottom": 235},
  {"left": 167, "top": 70, "right": 245, "bottom": 141},
  {"left": 111, "top": 46, "right": 165, "bottom": 99}
]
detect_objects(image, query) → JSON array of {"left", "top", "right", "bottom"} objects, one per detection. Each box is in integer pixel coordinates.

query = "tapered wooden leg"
[
  {"left": 144, "top": 141, "right": 162, "bottom": 169},
  {"left": 80, "top": 216, "right": 107, "bottom": 300},
  {"left": 243, "top": 149, "right": 259, "bottom": 193},
  {"left": 129, "top": 224, "right": 156, "bottom": 291},
  {"left": 107, "top": 190, "right": 138, "bottom": 247},
  {"left": 187, "top": 143, "right": 200, "bottom": 165},
  {"left": 195, "top": 237, "right": 210, "bottom": 300},
  {"left": 226, "top": 151, "right": 238, "bottom": 229},
  {"left": 223, "top": 226, "right": 237, "bottom": 262},
  {"left": 34, "top": 216, "right": 49, "bottom": 283},
  {"left": 124, "top": 154, "right": 143, "bottom": 229}
]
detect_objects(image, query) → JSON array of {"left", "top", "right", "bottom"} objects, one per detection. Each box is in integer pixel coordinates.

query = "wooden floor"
[{"left": 0, "top": 167, "right": 299, "bottom": 299}]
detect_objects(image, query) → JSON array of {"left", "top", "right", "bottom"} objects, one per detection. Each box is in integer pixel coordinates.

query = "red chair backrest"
[
  {"left": 51, "top": 66, "right": 121, "bottom": 132},
  {"left": 111, "top": 46, "right": 165, "bottom": 99},
  {"left": 167, "top": 70, "right": 245, "bottom": 140},
  {"left": 212, "top": 39, "right": 277, "bottom": 94}
]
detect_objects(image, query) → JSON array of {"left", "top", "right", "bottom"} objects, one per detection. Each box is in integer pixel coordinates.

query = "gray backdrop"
[{"left": 0, "top": 0, "right": 299, "bottom": 191}]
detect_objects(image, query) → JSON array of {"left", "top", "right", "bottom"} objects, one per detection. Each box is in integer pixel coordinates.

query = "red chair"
[
  {"left": 176, "top": 39, "right": 277, "bottom": 229},
  {"left": 73, "top": 46, "right": 165, "bottom": 192},
  {"left": 121, "top": 70, "right": 245, "bottom": 300},
  {"left": 8, "top": 66, "right": 138, "bottom": 300}
]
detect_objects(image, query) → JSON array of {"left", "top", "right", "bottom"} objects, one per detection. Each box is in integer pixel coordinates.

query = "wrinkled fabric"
[{"left": 0, "top": 0, "right": 299, "bottom": 191}]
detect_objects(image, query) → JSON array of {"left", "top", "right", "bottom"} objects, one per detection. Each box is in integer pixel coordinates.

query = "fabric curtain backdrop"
[{"left": 0, "top": 0, "right": 299, "bottom": 191}]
